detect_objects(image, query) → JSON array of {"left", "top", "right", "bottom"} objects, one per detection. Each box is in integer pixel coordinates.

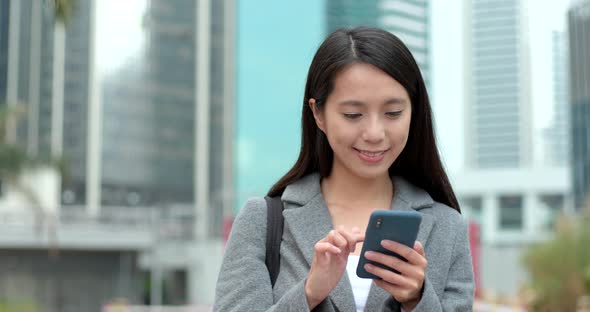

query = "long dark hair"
[{"left": 268, "top": 27, "right": 459, "bottom": 212}]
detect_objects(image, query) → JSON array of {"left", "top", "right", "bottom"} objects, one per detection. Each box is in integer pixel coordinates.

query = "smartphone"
[{"left": 356, "top": 210, "right": 422, "bottom": 279}]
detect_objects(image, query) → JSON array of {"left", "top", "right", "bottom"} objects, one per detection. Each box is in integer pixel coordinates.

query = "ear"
[{"left": 309, "top": 98, "right": 326, "bottom": 133}]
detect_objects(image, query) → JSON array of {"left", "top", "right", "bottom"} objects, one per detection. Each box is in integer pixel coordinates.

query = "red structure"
[{"left": 223, "top": 216, "right": 234, "bottom": 244}]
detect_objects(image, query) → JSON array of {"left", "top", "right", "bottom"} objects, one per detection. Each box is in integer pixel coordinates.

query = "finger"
[
  {"left": 364, "top": 251, "right": 426, "bottom": 281},
  {"left": 348, "top": 226, "right": 365, "bottom": 242},
  {"left": 374, "top": 279, "right": 401, "bottom": 297},
  {"left": 315, "top": 242, "right": 341, "bottom": 255},
  {"left": 374, "top": 279, "right": 395, "bottom": 292},
  {"left": 374, "top": 279, "right": 414, "bottom": 302},
  {"left": 336, "top": 228, "right": 362, "bottom": 252},
  {"left": 364, "top": 263, "right": 414, "bottom": 289},
  {"left": 414, "top": 241, "right": 425, "bottom": 257},
  {"left": 364, "top": 251, "right": 415, "bottom": 276},
  {"left": 329, "top": 230, "right": 349, "bottom": 251},
  {"left": 381, "top": 240, "right": 427, "bottom": 267}
]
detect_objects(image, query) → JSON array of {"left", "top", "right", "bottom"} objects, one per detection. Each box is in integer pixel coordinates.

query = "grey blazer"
[{"left": 214, "top": 173, "right": 474, "bottom": 311}]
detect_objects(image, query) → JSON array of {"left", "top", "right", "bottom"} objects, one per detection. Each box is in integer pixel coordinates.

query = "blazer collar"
[
  {"left": 281, "top": 173, "right": 435, "bottom": 209},
  {"left": 281, "top": 173, "right": 436, "bottom": 311}
]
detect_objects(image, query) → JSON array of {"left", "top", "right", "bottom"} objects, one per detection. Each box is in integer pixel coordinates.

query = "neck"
[{"left": 321, "top": 166, "right": 393, "bottom": 211}]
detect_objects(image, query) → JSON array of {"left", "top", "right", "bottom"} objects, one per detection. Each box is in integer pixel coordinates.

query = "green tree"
[{"left": 522, "top": 211, "right": 590, "bottom": 311}]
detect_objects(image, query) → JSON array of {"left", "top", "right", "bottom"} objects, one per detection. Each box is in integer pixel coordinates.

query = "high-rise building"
[
  {"left": 465, "top": 0, "right": 532, "bottom": 169},
  {"left": 0, "top": 0, "right": 7, "bottom": 103},
  {"left": 62, "top": 0, "right": 91, "bottom": 205},
  {"left": 569, "top": 0, "right": 590, "bottom": 210},
  {"left": 542, "top": 31, "right": 570, "bottom": 167},
  {"left": 0, "top": 0, "right": 56, "bottom": 157},
  {"left": 0, "top": 0, "right": 235, "bottom": 308},
  {"left": 326, "top": 0, "right": 431, "bottom": 84}
]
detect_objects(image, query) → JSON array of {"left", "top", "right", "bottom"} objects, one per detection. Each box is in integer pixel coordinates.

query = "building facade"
[
  {"left": 0, "top": 0, "right": 235, "bottom": 309},
  {"left": 326, "top": 0, "right": 431, "bottom": 84},
  {"left": 569, "top": 0, "right": 590, "bottom": 211}
]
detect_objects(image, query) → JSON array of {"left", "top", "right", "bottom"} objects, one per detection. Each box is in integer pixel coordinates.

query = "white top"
[{"left": 346, "top": 255, "right": 373, "bottom": 312}]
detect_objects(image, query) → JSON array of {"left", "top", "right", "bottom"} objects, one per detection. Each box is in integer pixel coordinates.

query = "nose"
[{"left": 362, "top": 116, "right": 385, "bottom": 143}]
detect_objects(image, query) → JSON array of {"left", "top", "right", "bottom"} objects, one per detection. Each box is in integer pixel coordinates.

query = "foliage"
[
  {"left": 0, "top": 105, "right": 67, "bottom": 180},
  {"left": 0, "top": 300, "right": 37, "bottom": 312},
  {"left": 522, "top": 215, "right": 590, "bottom": 311},
  {"left": 52, "top": 0, "right": 76, "bottom": 25}
]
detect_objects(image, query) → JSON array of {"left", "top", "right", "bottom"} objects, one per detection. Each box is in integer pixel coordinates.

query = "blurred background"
[{"left": 0, "top": 0, "right": 588, "bottom": 311}]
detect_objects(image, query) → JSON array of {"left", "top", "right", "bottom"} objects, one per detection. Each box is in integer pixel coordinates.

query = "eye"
[
  {"left": 343, "top": 113, "right": 362, "bottom": 119},
  {"left": 386, "top": 111, "right": 403, "bottom": 118}
]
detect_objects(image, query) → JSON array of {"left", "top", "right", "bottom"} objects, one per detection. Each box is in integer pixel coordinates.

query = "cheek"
[
  {"left": 326, "top": 122, "right": 356, "bottom": 149},
  {"left": 390, "top": 119, "right": 411, "bottom": 146}
]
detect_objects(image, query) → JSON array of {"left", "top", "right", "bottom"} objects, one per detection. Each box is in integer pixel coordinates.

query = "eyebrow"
[{"left": 338, "top": 98, "right": 408, "bottom": 107}]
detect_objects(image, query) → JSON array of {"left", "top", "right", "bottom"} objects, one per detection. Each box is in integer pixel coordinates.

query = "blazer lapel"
[
  {"left": 390, "top": 177, "right": 435, "bottom": 247},
  {"left": 282, "top": 191, "right": 357, "bottom": 311},
  {"left": 364, "top": 282, "right": 394, "bottom": 311},
  {"left": 282, "top": 193, "right": 332, "bottom": 267}
]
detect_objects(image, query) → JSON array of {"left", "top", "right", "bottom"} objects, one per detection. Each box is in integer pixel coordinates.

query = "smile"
[
  {"left": 358, "top": 150, "right": 385, "bottom": 156},
  {"left": 354, "top": 148, "right": 390, "bottom": 163}
]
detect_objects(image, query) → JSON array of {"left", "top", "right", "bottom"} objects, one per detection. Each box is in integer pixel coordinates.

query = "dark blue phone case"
[{"left": 356, "top": 210, "right": 422, "bottom": 279}]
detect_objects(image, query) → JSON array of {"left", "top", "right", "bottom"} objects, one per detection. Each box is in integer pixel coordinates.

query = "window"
[{"left": 499, "top": 195, "right": 523, "bottom": 230}]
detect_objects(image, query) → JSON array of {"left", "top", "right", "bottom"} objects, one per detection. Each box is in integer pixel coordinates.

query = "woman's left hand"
[{"left": 363, "top": 241, "right": 427, "bottom": 311}]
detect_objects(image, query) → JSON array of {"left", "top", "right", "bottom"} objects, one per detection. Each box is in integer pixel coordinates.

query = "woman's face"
[{"left": 311, "top": 62, "right": 412, "bottom": 180}]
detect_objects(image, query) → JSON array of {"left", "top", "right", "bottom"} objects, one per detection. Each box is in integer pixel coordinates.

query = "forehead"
[{"left": 328, "top": 63, "right": 410, "bottom": 105}]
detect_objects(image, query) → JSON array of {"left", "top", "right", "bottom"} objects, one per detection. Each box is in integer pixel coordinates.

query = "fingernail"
[
  {"left": 381, "top": 240, "right": 392, "bottom": 247},
  {"left": 364, "top": 264, "right": 372, "bottom": 271},
  {"left": 365, "top": 251, "right": 375, "bottom": 258}
]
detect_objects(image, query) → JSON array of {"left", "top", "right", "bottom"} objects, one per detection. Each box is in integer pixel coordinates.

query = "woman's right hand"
[{"left": 304, "top": 226, "right": 364, "bottom": 309}]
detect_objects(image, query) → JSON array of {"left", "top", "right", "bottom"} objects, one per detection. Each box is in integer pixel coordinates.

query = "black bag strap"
[{"left": 264, "top": 196, "right": 284, "bottom": 287}]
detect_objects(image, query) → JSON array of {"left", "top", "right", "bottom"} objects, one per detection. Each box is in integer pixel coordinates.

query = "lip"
[{"left": 354, "top": 148, "right": 390, "bottom": 163}]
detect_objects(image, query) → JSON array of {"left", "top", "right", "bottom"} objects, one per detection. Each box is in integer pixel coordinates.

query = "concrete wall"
[{"left": 480, "top": 243, "right": 529, "bottom": 298}]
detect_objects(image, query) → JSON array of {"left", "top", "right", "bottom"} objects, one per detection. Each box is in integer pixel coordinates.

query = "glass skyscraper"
[
  {"left": 465, "top": 0, "right": 532, "bottom": 169},
  {"left": 326, "top": 0, "right": 430, "bottom": 84},
  {"left": 569, "top": 0, "right": 590, "bottom": 210},
  {"left": 542, "top": 31, "right": 570, "bottom": 167}
]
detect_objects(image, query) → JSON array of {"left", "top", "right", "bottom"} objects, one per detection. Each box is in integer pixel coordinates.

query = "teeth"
[{"left": 360, "top": 150, "right": 384, "bottom": 157}]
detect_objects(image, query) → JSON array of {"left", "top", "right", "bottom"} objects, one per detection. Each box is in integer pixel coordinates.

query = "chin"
[{"left": 350, "top": 166, "right": 391, "bottom": 181}]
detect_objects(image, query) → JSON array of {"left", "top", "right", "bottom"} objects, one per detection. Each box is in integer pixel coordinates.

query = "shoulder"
[
  {"left": 427, "top": 202, "right": 464, "bottom": 226},
  {"left": 422, "top": 202, "right": 468, "bottom": 241},
  {"left": 235, "top": 197, "right": 267, "bottom": 221},
  {"left": 230, "top": 197, "right": 268, "bottom": 238}
]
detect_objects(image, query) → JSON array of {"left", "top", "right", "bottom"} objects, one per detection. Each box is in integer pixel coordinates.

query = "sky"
[{"left": 95, "top": 0, "right": 147, "bottom": 77}]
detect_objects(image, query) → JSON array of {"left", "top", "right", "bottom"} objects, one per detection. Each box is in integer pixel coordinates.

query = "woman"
[{"left": 214, "top": 27, "right": 474, "bottom": 312}]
